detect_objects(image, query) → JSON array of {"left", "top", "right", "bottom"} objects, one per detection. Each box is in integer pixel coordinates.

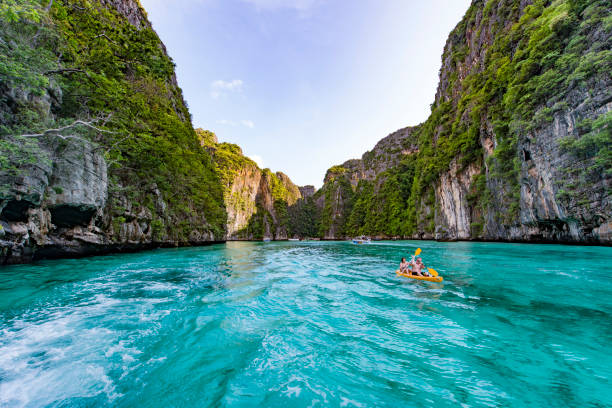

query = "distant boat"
[
  {"left": 352, "top": 236, "right": 371, "bottom": 244},
  {"left": 288, "top": 238, "right": 300, "bottom": 241},
  {"left": 263, "top": 237, "right": 271, "bottom": 242}
]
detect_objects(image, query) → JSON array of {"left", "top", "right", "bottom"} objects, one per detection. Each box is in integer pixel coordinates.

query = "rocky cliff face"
[
  {"left": 323, "top": 127, "right": 418, "bottom": 187},
  {"left": 299, "top": 185, "right": 315, "bottom": 198},
  {"left": 200, "top": 130, "right": 302, "bottom": 240},
  {"left": 313, "top": 0, "right": 611, "bottom": 244},
  {"left": 0, "top": 0, "right": 226, "bottom": 264},
  {"left": 0, "top": 138, "right": 109, "bottom": 263},
  {"left": 100, "top": 0, "right": 148, "bottom": 27}
]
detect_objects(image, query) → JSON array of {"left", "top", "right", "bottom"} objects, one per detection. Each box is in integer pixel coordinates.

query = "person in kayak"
[
  {"left": 416, "top": 257, "right": 431, "bottom": 277},
  {"left": 411, "top": 257, "right": 422, "bottom": 275},
  {"left": 399, "top": 257, "right": 411, "bottom": 274},
  {"left": 411, "top": 257, "right": 430, "bottom": 276}
]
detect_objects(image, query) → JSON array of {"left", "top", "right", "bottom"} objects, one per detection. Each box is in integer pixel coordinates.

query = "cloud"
[
  {"left": 216, "top": 119, "right": 255, "bottom": 128},
  {"left": 241, "top": 120, "right": 255, "bottom": 129},
  {"left": 249, "top": 154, "right": 264, "bottom": 168},
  {"left": 240, "top": 0, "right": 319, "bottom": 11},
  {"left": 210, "top": 79, "right": 244, "bottom": 99},
  {"left": 216, "top": 119, "right": 236, "bottom": 126}
]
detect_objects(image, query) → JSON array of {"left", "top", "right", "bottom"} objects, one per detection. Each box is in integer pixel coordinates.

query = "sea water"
[{"left": 0, "top": 241, "right": 610, "bottom": 407}]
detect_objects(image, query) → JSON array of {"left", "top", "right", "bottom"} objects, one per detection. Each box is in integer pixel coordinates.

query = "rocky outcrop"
[
  {"left": 429, "top": 0, "right": 611, "bottom": 244},
  {"left": 46, "top": 140, "right": 108, "bottom": 227},
  {"left": 324, "top": 126, "right": 418, "bottom": 187},
  {"left": 313, "top": 126, "right": 419, "bottom": 239},
  {"left": 1, "top": 0, "right": 225, "bottom": 264},
  {"left": 202, "top": 133, "right": 302, "bottom": 240},
  {"left": 0, "top": 137, "right": 110, "bottom": 264},
  {"left": 224, "top": 164, "right": 261, "bottom": 238},
  {"left": 100, "top": 0, "right": 149, "bottom": 27},
  {"left": 434, "top": 160, "right": 481, "bottom": 240},
  {"left": 299, "top": 185, "right": 315, "bottom": 198},
  {"left": 484, "top": 99, "right": 612, "bottom": 243}
]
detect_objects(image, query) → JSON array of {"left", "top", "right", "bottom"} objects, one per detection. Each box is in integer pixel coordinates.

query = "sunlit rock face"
[
  {"left": 202, "top": 133, "right": 303, "bottom": 241},
  {"left": 99, "top": 0, "right": 149, "bottom": 27}
]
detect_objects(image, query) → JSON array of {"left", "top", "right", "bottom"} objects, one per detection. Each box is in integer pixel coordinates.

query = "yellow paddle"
[
  {"left": 409, "top": 248, "right": 421, "bottom": 266},
  {"left": 408, "top": 248, "right": 421, "bottom": 269}
]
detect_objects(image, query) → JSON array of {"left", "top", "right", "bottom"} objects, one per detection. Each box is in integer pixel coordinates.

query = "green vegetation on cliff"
[
  {"left": 288, "top": 196, "right": 319, "bottom": 238},
  {"left": 314, "top": 0, "right": 611, "bottom": 239},
  {"left": 201, "top": 133, "right": 258, "bottom": 189},
  {"left": 200, "top": 129, "right": 302, "bottom": 239},
  {"left": 1, "top": 0, "right": 226, "bottom": 240},
  {"left": 3, "top": 0, "right": 609, "bottom": 245}
]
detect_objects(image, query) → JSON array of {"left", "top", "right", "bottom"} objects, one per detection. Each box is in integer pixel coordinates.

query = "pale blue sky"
[{"left": 139, "top": 0, "right": 471, "bottom": 187}]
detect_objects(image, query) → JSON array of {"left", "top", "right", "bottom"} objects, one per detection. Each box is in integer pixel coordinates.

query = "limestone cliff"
[
  {"left": 323, "top": 127, "right": 418, "bottom": 187},
  {"left": 199, "top": 130, "right": 302, "bottom": 240},
  {"left": 0, "top": 0, "right": 226, "bottom": 264},
  {"left": 313, "top": 0, "right": 611, "bottom": 244}
]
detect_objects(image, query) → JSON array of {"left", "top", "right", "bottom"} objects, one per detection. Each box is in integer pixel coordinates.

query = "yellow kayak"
[{"left": 396, "top": 269, "right": 443, "bottom": 282}]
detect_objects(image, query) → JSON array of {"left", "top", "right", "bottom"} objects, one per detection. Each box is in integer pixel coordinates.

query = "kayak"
[{"left": 396, "top": 269, "right": 443, "bottom": 282}]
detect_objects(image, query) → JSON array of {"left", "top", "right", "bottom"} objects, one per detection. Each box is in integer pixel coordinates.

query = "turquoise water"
[{"left": 0, "top": 241, "right": 610, "bottom": 407}]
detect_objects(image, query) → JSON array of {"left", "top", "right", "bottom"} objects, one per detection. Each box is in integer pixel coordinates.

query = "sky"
[{"left": 139, "top": 0, "right": 471, "bottom": 187}]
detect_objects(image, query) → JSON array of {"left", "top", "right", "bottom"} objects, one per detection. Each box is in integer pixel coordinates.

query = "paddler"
[
  {"left": 399, "top": 257, "right": 410, "bottom": 274},
  {"left": 411, "top": 257, "right": 422, "bottom": 275},
  {"left": 414, "top": 257, "right": 431, "bottom": 277}
]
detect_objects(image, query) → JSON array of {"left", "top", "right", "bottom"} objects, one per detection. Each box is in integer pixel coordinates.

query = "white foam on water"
[
  {"left": 0, "top": 291, "right": 150, "bottom": 408},
  {"left": 147, "top": 356, "right": 167, "bottom": 364},
  {"left": 282, "top": 385, "right": 302, "bottom": 397},
  {"left": 340, "top": 396, "right": 365, "bottom": 407}
]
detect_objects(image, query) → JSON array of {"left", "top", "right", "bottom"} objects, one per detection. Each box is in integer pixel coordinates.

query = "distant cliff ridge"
[
  {"left": 312, "top": 0, "right": 611, "bottom": 244},
  {"left": 299, "top": 186, "right": 315, "bottom": 198}
]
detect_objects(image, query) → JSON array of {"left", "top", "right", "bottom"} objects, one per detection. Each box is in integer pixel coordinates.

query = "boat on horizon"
[{"left": 352, "top": 236, "right": 371, "bottom": 244}]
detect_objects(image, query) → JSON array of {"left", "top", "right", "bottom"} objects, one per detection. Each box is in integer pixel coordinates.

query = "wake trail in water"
[{"left": 0, "top": 242, "right": 610, "bottom": 407}]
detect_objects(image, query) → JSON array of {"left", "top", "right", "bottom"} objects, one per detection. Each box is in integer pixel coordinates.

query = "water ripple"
[{"left": 0, "top": 241, "right": 611, "bottom": 407}]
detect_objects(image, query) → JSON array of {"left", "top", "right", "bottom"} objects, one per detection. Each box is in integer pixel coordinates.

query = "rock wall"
[
  {"left": 1, "top": 138, "right": 109, "bottom": 263},
  {"left": 313, "top": 127, "right": 418, "bottom": 239},
  {"left": 299, "top": 185, "right": 315, "bottom": 198},
  {"left": 202, "top": 134, "right": 302, "bottom": 240},
  {"left": 491, "top": 99, "right": 612, "bottom": 243},
  {"left": 313, "top": 0, "right": 611, "bottom": 245},
  {"left": 324, "top": 126, "right": 418, "bottom": 187},
  {"left": 225, "top": 164, "right": 261, "bottom": 238},
  {"left": 435, "top": 160, "right": 481, "bottom": 240},
  {"left": 430, "top": 0, "right": 611, "bottom": 244},
  {"left": 0, "top": 0, "right": 225, "bottom": 264},
  {"left": 100, "top": 0, "right": 149, "bottom": 27}
]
